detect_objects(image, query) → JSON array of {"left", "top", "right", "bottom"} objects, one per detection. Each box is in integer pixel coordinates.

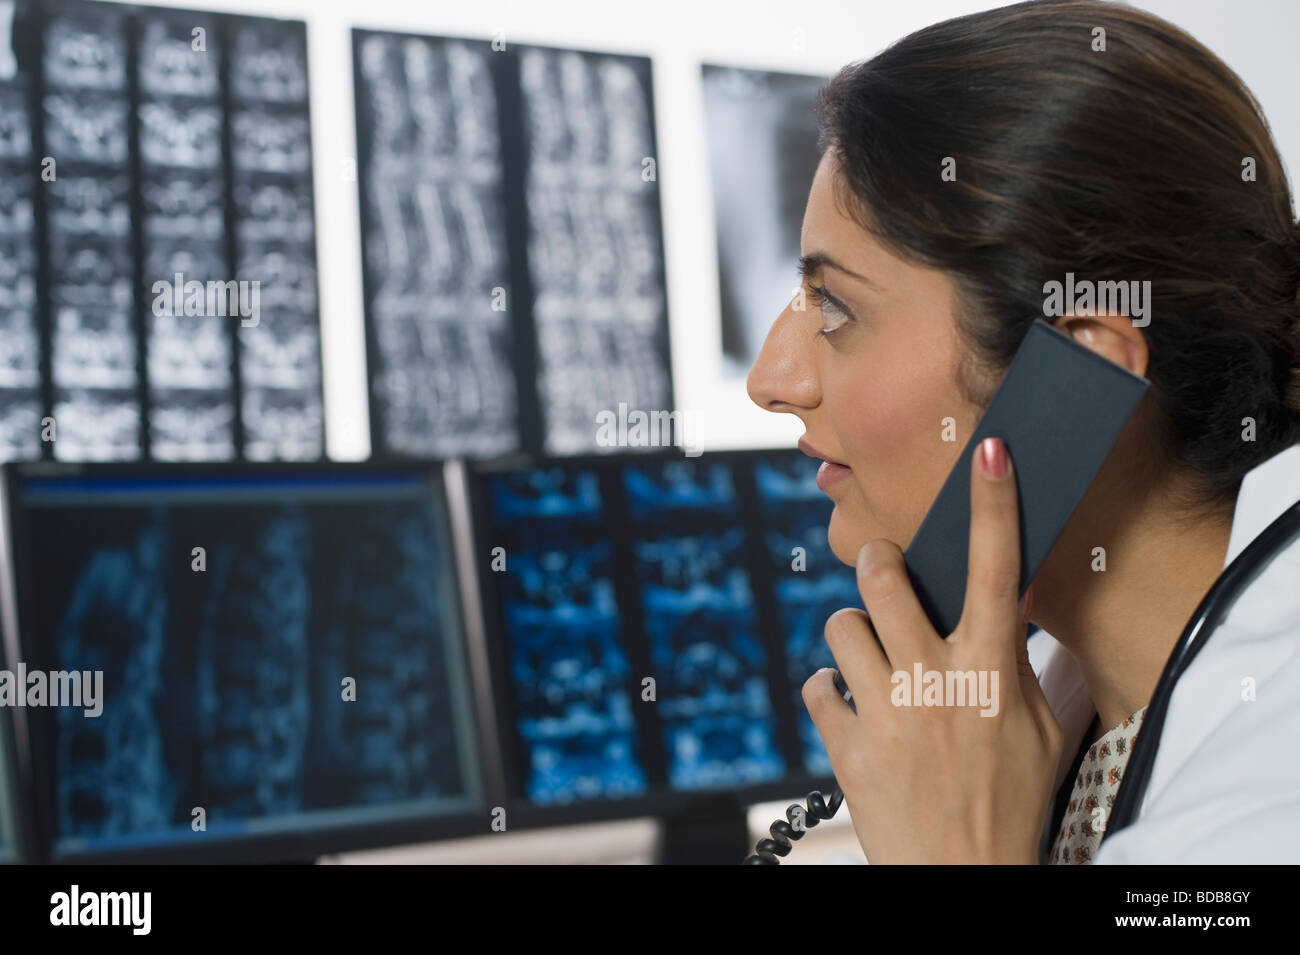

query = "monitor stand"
[{"left": 657, "top": 794, "right": 750, "bottom": 865}]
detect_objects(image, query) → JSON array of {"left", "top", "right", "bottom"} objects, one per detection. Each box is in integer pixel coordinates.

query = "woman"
[{"left": 746, "top": 0, "right": 1300, "bottom": 863}]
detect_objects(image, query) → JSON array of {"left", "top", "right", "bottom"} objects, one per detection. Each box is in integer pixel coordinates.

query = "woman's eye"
[{"left": 807, "top": 284, "right": 851, "bottom": 335}]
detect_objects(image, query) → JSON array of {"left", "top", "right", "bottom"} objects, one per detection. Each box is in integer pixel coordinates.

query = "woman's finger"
[
  {"left": 821, "top": 606, "right": 889, "bottom": 716},
  {"left": 855, "top": 538, "right": 943, "bottom": 666},
  {"left": 802, "top": 665, "right": 858, "bottom": 752},
  {"left": 959, "top": 436, "right": 1023, "bottom": 665}
]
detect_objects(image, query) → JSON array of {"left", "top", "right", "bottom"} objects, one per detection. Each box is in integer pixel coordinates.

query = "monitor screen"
[
  {"left": 473, "top": 450, "right": 849, "bottom": 818},
  {"left": 7, "top": 464, "right": 483, "bottom": 861},
  {"left": 622, "top": 458, "right": 785, "bottom": 790},
  {"left": 482, "top": 465, "right": 648, "bottom": 805},
  {"left": 754, "top": 456, "right": 862, "bottom": 777}
]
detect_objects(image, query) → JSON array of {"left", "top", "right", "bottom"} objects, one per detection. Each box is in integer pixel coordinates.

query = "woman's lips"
[
  {"left": 798, "top": 437, "right": 853, "bottom": 492},
  {"left": 816, "top": 460, "right": 853, "bottom": 492}
]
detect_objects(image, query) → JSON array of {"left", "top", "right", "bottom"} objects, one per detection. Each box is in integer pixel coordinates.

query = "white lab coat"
[{"left": 1028, "top": 441, "right": 1300, "bottom": 863}]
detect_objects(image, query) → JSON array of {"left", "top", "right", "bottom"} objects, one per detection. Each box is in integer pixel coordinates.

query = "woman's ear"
[{"left": 1050, "top": 312, "right": 1149, "bottom": 378}]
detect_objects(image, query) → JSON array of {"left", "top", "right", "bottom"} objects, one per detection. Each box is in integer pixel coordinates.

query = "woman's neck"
[{"left": 1029, "top": 476, "right": 1235, "bottom": 735}]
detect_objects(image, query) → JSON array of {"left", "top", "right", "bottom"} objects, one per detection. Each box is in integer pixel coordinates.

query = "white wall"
[{"left": 95, "top": 0, "right": 1300, "bottom": 458}]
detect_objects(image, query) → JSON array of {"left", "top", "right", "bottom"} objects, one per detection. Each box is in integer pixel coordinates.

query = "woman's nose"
[{"left": 746, "top": 304, "right": 820, "bottom": 414}]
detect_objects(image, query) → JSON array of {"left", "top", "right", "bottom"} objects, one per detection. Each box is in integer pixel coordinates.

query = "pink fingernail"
[{"left": 980, "top": 437, "right": 1007, "bottom": 478}]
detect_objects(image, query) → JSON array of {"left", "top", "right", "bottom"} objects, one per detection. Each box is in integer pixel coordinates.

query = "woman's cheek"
[
  {"left": 825, "top": 379, "right": 962, "bottom": 553},
  {"left": 819, "top": 395, "right": 903, "bottom": 559},
  {"left": 828, "top": 374, "right": 934, "bottom": 495}
]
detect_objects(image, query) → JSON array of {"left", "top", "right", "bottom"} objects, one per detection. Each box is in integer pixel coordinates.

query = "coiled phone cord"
[
  {"left": 742, "top": 784, "right": 844, "bottom": 864},
  {"left": 743, "top": 670, "right": 853, "bottom": 864}
]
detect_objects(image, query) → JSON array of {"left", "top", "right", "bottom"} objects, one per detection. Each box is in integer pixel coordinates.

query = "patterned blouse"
[{"left": 1046, "top": 706, "right": 1148, "bottom": 864}]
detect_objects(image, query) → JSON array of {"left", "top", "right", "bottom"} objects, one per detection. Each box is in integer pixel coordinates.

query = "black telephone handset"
[{"left": 745, "top": 318, "right": 1150, "bottom": 863}]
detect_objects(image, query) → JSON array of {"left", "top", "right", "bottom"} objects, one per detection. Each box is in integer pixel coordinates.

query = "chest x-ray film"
[{"left": 702, "top": 65, "right": 825, "bottom": 377}]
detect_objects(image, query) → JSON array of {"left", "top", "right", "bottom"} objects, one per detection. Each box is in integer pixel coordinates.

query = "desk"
[{"left": 320, "top": 798, "right": 866, "bottom": 865}]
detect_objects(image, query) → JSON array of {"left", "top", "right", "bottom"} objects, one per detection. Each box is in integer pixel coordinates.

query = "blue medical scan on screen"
[
  {"left": 487, "top": 468, "right": 649, "bottom": 805},
  {"left": 625, "top": 459, "right": 785, "bottom": 790},
  {"left": 19, "top": 472, "right": 480, "bottom": 857},
  {"left": 755, "top": 456, "right": 861, "bottom": 777}
]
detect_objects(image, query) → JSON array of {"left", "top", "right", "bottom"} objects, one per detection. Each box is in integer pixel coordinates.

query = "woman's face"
[{"left": 747, "top": 151, "right": 988, "bottom": 565}]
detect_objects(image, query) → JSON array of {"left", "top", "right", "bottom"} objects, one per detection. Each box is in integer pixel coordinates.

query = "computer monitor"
[
  {"left": 2, "top": 461, "right": 486, "bottom": 862},
  {"left": 752, "top": 454, "right": 863, "bottom": 778},
  {"left": 466, "top": 448, "right": 857, "bottom": 838}
]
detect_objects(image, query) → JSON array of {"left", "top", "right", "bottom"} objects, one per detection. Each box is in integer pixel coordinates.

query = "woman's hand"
[{"left": 804, "top": 436, "right": 1064, "bottom": 864}]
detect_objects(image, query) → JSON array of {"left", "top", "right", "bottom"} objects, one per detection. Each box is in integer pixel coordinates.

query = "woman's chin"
[{"left": 826, "top": 509, "right": 863, "bottom": 566}]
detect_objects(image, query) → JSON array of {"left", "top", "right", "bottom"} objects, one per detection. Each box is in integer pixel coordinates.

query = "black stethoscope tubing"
[{"left": 1102, "top": 496, "right": 1300, "bottom": 842}]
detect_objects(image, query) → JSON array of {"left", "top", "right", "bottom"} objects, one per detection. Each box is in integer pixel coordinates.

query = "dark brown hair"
[{"left": 815, "top": 0, "right": 1300, "bottom": 512}]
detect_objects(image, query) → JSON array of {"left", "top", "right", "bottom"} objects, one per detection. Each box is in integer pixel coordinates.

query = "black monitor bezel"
[
  {"left": 465, "top": 446, "right": 843, "bottom": 833},
  {"left": 2, "top": 458, "right": 493, "bottom": 863},
  {"left": 0, "top": 686, "right": 33, "bottom": 865}
]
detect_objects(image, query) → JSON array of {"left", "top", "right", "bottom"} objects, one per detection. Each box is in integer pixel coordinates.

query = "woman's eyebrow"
[{"left": 798, "top": 251, "right": 884, "bottom": 291}]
